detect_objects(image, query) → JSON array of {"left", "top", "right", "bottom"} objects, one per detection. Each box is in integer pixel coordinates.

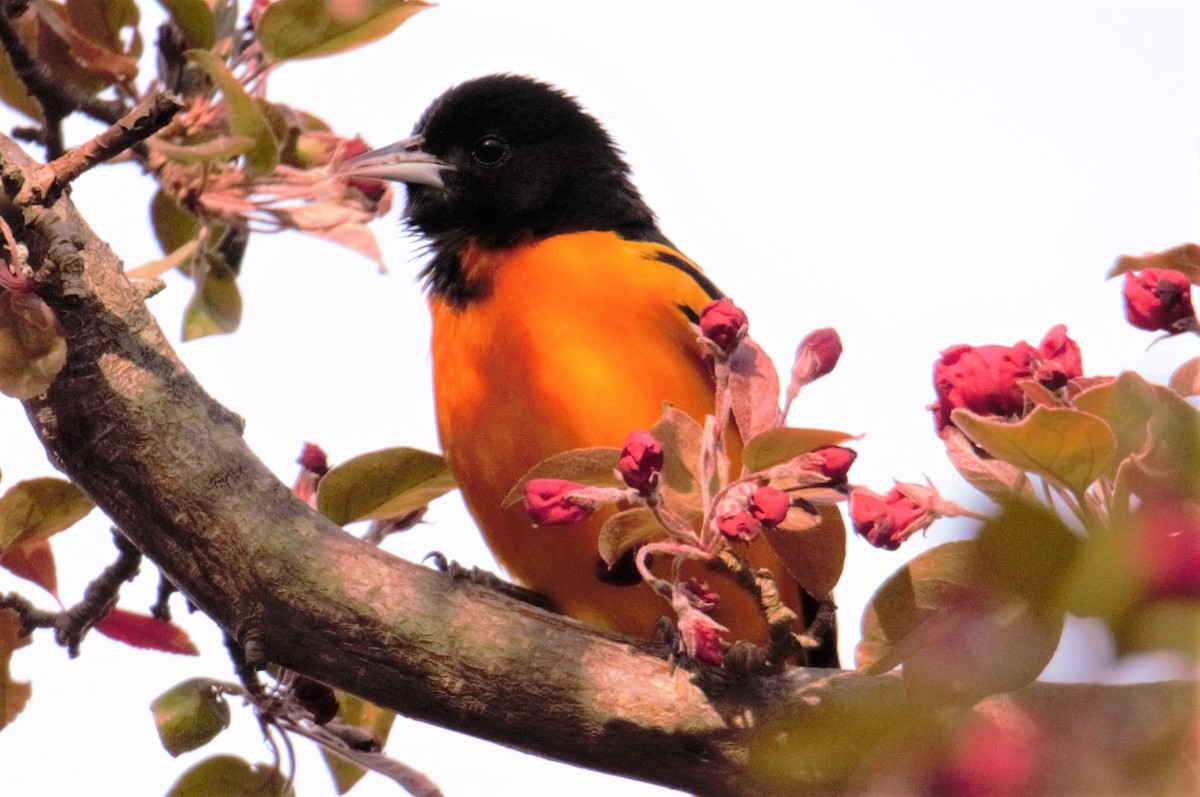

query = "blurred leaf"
[
  {"left": 97, "top": 608, "right": 199, "bottom": 655},
  {"left": 858, "top": 540, "right": 1063, "bottom": 702},
  {"left": 66, "top": 0, "right": 142, "bottom": 59},
  {"left": 1108, "top": 242, "right": 1200, "bottom": 282},
  {"left": 941, "top": 427, "right": 1033, "bottom": 504},
  {"left": 265, "top": 203, "right": 385, "bottom": 266},
  {"left": 318, "top": 447, "right": 455, "bottom": 526},
  {"left": 0, "top": 538, "right": 58, "bottom": 596},
  {"left": 0, "top": 39, "right": 44, "bottom": 121},
  {"left": 151, "top": 189, "right": 202, "bottom": 256},
  {"left": 257, "top": 0, "right": 429, "bottom": 61},
  {"left": 974, "top": 499, "right": 1080, "bottom": 613},
  {"left": 186, "top": 49, "right": 279, "bottom": 173},
  {"left": 156, "top": 0, "right": 214, "bottom": 48},
  {"left": 1063, "top": 527, "right": 1141, "bottom": 621},
  {"left": 165, "top": 755, "right": 293, "bottom": 797},
  {"left": 0, "top": 291, "right": 68, "bottom": 400},
  {"left": 182, "top": 255, "right": 242, "bottom": 340},
  {"left": 952, "top": 406, "right": 1116, "bottom": 498},
  {"left": 0, "top": 610, "right": 32, "bottom": 731},
  {"left": 319, "top": 692, "right": 397, "bottom": 794},
  {"left": 597, "top": 508, "right": 663, "bottom": 568},
  {"left": 1169, "top": 356, "right": 1200, "bottom": 398},
  {"left": 762, "top": 504, "right": 845, "bottom": 599},
  {"left": 151, "top": 678, "right": 231, "bottom": 757},
  {"left": 0, "top": 477, "right": 94, "bottom": 551},
  {"left": 728, "top": 337, "right": 780, "bottom": 442},
  {"left": 33, "top": 0, "right": 138, "bottom": 83},
  {"left": 1116, "top": 600, "right": 1200, "bottom": 660},
  {"left": 501, "top": 447, "right": 622, "bottom": 508},
  {"left": 148, "top": 136, "right": 256, "bottom": 165},
  {"left": 130, "top": 238, "right": 201, "bottom": 281},
  {"left": 742, "top": 427, "right": 856, "bottom": 473}
]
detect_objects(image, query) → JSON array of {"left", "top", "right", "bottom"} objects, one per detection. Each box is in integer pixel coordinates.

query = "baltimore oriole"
[{"left": 343, "top": 74, "right": 837, "bottom": 667}]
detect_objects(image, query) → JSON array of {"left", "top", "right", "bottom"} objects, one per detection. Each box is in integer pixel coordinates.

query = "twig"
[
  {"left": 15, "top": 92, "right": 183, "bottom": 207},
  {"left": 54, "top": 529, "right": 142, "bottom": 656},
  {"left": 713, "top": 548, "right": 803, "bottom": 676}
]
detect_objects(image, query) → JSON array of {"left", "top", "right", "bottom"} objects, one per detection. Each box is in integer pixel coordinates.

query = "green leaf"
[
  {"left": 318, "top": 447, "right": 455, "bottom": 526},
  {"left": 148, "top": 136, "right": 256, "bottom": 165},
  {"left": 186, "top": 49, "right": 279, "bottom": 173},
  {"left": 257, "top": 0, "right": 429, "bottom": 61},
  {"left": 319, "top": 692, "right": 396, "bottom": 794},
  {"left": 761, "top": 504, "right": 845, "bottom": 599},
  {"left": 165, "top": 755, "right": 293, "bottom": 797},
  {"left": 1072, "top": 371, "right": 1162, "bottom": 462},
  {"left": 742, "top": 427, "right": 856, "bottom": 473},
  {"left": 151, "top": 189, "right": 202, "bottom": 256},
  {"left": 597, "top": 508, "right": 663, "bottom": 567},
  {"left": 952, "top": 406, "right": 1116, "bottom": 498},
  {"left": 974, "top": 499, "right": 1081, "bottom": 614},
  {"left": 1062, "top": 527, "right": 1142, "bottom": 621},
  {"left": 0, "top": 477, "right": 94, "bottom": 552},
  {"left": 182, "top": 255, "right": 242, "bottom": 340},
  {"left": 1116, "top": 600, "right": 1200, "bottom": 659},
  {"left": 858, "top": 540, "right": 1064, "bottom": 702},
  {"left": 649, "top": 405, "right": 705, "bottom": 515},
  {"left": 151, "top": 678, "right": 232, "bottom": 757},
  {"left": 500, "top": 447, "right": 622, "bottom": 508},
  {"left": 0, "top": 291, "right": 68, "bottom": 400},
  {"left": 157, "top": 0, "right": 214, "bottom": 48}
]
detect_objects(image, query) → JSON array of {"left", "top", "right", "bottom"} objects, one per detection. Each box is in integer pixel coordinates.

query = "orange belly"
[{"left": 430, "top": 231, "right": 800, "bottom": 643}]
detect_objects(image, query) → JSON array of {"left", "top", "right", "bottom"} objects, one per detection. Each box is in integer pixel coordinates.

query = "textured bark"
[{"left": 0, "top": 132, "right": 1194, "bottom": 796}]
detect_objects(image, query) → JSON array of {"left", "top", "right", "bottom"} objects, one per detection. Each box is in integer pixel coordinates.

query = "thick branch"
[{"left": 0, "top": 134, "right": 1194, "bottom": 796}]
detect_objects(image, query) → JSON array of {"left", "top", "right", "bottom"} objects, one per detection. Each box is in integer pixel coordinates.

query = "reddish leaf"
[
  {"left": 0, "top": 538, "right": 58, "bottom": 596},
  {"left": 1, "top": 610, "right": 32, "bottom": 731},
  {"left": 761, "top": 504, "right": 845, "bottom": 599},
  {"left": 728, "top": 337, "right": 781, "bottom": 442},
  {"left": 1108, "top": 242, "right": 1200, "bottom": 282},
  {"left": 96, "top": 608, "right": 199, "bottom": 655}
]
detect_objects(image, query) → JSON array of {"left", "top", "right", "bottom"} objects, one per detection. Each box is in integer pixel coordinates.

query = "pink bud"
[
  {"left": 292, "top": 442, "right": 328, "bottom": 508},
  {"left": 617, "top": 430, "right": 664, "bottom": 494},
  {"left": 1132, "top": 497, "right": 1200, "bottom": 600},
  {"left": 749, "top": 486, "right": 790, "bottom": 527},
  {"left": 1123, "top": 269, "right": 1196, "bottom": 333},
  {"left": 848, "top": 485, "right": 930, "bottom": 550},
  {"left": 930, "top": 342, "right": 1036, "bottom": 432},
  {"left": 717, "top": 510, "right": 761, "bottom": 542},
  {"left": 1035, "top": 324, "right": 1083, "bottom": 389},
  {"left": 296, "top": 442, "right": 329, "bottom": 476},
  {"left": 698, "top": 298, "right": 749, "bottom": 355},
  {"left": 791, "top": 327, "right": 843, "bottom": 387},
  {"left": 524, "top": 479, "right": 596, "bottom": 526},
  {"left": 812, "top": 445, "right": 857, "bottom": 484}
]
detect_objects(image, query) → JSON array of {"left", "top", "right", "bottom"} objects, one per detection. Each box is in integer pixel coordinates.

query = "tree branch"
[{"left": 0, "top": 133, "right": 1194, "bottom": 795}]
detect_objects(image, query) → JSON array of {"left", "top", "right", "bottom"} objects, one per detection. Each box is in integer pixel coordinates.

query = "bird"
[{"left": 341, "top": 74, "right": 837, "bottom": 667}]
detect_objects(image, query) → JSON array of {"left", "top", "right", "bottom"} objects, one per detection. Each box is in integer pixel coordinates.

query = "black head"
[{"left": 403, "top": 74, "right": 661, "bottom": 250}]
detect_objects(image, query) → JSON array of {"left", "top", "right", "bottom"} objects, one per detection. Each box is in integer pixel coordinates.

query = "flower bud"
[
  {"left": 749, "top": 486, "right": 790, "bottom": 527},
  {"left": 682, "top": 579, "right": 720, "bottom": 611},
  {"left": 292, "top": 442, "right": 329, "bottom": 508},
  {"left": 1131, "top": 497, "right": 1200, "bottom": 600},
  {"left": 791, "top": 327, "right": 843, "bottom": 388},
  {"left": 617, "top": 430, "right": 664, "bottom": 494},
  {"left": 717, "top": 510, "right": 761, "bottom": 541},
  {"left": 811, "top": 445, "right": 857, "bottom": 484},
  {"left": 524, "top": 479, "right": 597, "bottom": 526},
  {"left": 848, "top": 485, "right": 930, "bottom": 550},
  {"left": 1033, "top": 324, "right": 1083, "bottom": 390},
  {"left": 930, "top": 342, "right": 1036, "bottom": 432},
  {"left": 1123, "top": 268, "right": 1196, "bottom": 333},
  {"left": 672, "top": 585, "right": 727, "bottom": 666},
  {"left": 698, "top": 298, "right": 748, "bottom": 355}
]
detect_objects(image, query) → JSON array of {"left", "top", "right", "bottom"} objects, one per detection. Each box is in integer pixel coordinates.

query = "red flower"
[
  {"left": 292, "top": 442, "right": 329, "bottom": 508},
  {"left": 1131, "top": 497, "right": 1200, "bottom": 600},
  {"left": 811, "top": 445, "right": 857, "bottom": 484},
  {"left": 1123, "top": 269, "right": 1196, "bottom": 333},
  {"left": 930, "top": 342, "right": 1036, "bottom": 432},
  {"left": 791, "top": 327, "right": 843, "bottom": 387},
  {"left": 698, "top": 298, "right": 748, "bottom": 355},
  {"left": 617, "top": 430, "right": 664, "bottom": 494},
  {"left": 524, "top": 479, "right": 597, "bottom": 526},
  {"left": 1033, "top": 324, "right": 1083, "bottom": 390},
  {"left": 848, "top": 486, "right": 929, "bottom": 550},
  {"left": 749, "top": 486, "right": 790, "bottom": 527},
  {"left": 717, "top": 510, "right": 761, "bottom": 541}
]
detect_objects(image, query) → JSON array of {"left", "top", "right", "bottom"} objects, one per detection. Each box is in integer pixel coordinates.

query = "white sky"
[{"left": 2, "top": 2, "right": 1198, "bottom": 796}]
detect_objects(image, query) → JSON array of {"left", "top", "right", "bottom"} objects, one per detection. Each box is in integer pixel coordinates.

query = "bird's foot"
[{"left": 423, "top": 552, "right": 557, "bottom": 612}]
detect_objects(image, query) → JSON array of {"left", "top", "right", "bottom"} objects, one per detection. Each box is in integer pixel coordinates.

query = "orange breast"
[{"left": 430, "top": 231, "right": 799, "bottom": 642}]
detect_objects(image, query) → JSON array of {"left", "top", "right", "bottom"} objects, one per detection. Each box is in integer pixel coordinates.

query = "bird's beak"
[{"left": 339, "top": 134, "right": 448, "bottom": 189}]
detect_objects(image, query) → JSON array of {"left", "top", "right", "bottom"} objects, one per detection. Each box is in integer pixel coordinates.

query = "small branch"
[
  {"left": 0, "top": 591, "right": 59, "bottom": 636},
  {"left": 715, "top": 548, "right": 803, "bottom": 675},
  {"left": 54, "top": 529, "right": 142, "bottom": 656},
  {"left": 15, "top": 92, "right": 183, "bottom": 207}
]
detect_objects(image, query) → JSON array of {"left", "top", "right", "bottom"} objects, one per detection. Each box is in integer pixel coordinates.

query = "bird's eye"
[{"left": 472, "top": 135, "right": 509, "bottom": 167}]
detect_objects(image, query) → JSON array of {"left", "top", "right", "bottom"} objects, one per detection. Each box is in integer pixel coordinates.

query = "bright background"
[{"left": 2, "top": 1, "right": 1198, "bottom": 795}]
